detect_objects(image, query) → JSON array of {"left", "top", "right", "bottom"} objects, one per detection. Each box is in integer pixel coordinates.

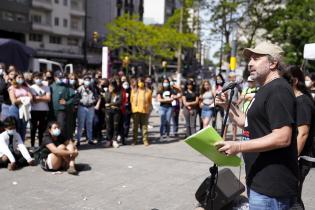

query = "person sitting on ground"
[
  {"left": 39, "top": 121, "right": 78, "bottom": 175},
  {"left": 0, "top": 117, "right": 35, "bottom": 170}
]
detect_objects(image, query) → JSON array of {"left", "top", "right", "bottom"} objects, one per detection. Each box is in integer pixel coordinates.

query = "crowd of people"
[{"left": 0, "top": 41, "right": 315, "bottom": 209}]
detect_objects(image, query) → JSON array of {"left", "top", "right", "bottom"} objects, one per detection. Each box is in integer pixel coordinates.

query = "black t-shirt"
[
  {"left": 242, "top": 78, "right": 298, "bottom": 197},
  {"left": 183, "top": 90, "right": 198, "bottom": 102},
  {"left": 40, "top": 133, "right": 66, "bottom": 159},
  {"left": 158, "top": 89, "right": 175, "bottom": 107},
  {"left": 296, "top": 94, "right": 315, "bottom": 156}
]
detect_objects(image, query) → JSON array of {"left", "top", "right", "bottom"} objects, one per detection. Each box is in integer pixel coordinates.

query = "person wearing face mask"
[
  {"left": 119, "top": 79, "right": 131, "bottom": 145},
  {"left": 29, "top": 72, "right": 51, "bottom": 148},
  {"left": 182, "top": 80, "right": 199, "bottom": 137},
  {"left": 66, "top": 73, "right": 80, "bottom": 141},
  {"left": 130, "top": 78, "right": 152, "bottom": 146},
  {"left": 8, "top": 72, "right": 33, "bottom": 142},
  {"left": 103, "top": 80, "right": 123, "bottom": 148},
  {"left": 43, "top": 70, "right": 55, "bottom": 86},
  {"left": 92, "top": 78, "right": 107, "bottom": 143},
  {"left": 76, "top": 75, "right": 98, "bottom": 146},
  {"left": 238, "top": 76, "right": 258, "bottom": 113},
  {"left": 305, "top": 73, "right": 315, "bottom": 101},
  {"left": 282, "top": 66, "right": 315, "bottom": 209},
  {"left": 50, "top": 71, "right": 74, "bottom": 141},
  {"left": 39, "top": 121, "right": 78, "bottom": 175},
  {"left": 0, "top": 117, "right": 35, "bottom": 171},
  {"left": 157, "top": 78, "right": 175, "bottom": 140}
]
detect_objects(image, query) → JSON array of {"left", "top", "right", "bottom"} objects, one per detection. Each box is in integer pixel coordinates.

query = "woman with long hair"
[
  {"left": 199, "top": 80, "right": 215, "bottom": 127},
  {"left": 104, "top": 79, "right": 122, "bottom": 148},
  {"left": 157, "top": 78, "right": 175, "bottom": 140},
  {"left": 182, "top": 79, "right": 199, "bottom": 137},
  {"left": 282, "top": 65, "right": 315, "bottom": 209},
  {"left": 8, "top": 72, "right": 33, "bottom": 141},
  {"left": 39, "top": 121, "right": 78, "bottom": 175}
]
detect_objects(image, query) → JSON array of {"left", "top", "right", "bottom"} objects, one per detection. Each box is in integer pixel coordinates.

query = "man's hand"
[
  {"left": 8, "top": 162, "right": 17, "bottom": 171},
  {"left": 59, "top": 98, "right": 66, "bottom": 105},
  {"left": 215, "top": 92, "right": 229, "bottom": 109},
  {"left": 214, "top": 141, "right": 242, "bottom": 156}
]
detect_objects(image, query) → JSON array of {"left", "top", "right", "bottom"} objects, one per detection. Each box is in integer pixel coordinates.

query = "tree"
[
  {"left": 263, "top": 0, "right": 315, "bottom": 64},
  {"left": 103, "top": 15, "right": 197, "bottom": 63}
]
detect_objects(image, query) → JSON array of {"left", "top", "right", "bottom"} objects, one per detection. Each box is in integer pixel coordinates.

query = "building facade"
[
  {"left": 0, "top": 0, "right": 32, "bottom": 42},
  {"left": 86, "top": 0, "right": 144, "bottom": 65},
  {"left": 26, "top": 0, "right": 85, "bottom": 63}
]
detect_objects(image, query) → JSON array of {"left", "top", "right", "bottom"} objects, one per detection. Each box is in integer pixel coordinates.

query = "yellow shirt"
[{"left": 130, "top": 88, "right": 152, "bottom": 114}]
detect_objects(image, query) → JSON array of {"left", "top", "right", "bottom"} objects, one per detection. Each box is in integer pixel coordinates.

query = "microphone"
[{"left": 216, "top": 79, "right": 243, "bottom": 96}]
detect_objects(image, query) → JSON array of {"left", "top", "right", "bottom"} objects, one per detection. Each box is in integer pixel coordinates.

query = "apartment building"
[
  {"left": 86, "top": 0, "right": 144, "bottom": 65},
  {"left": 26, "top": 0, "right": 85, "bottom": 62},
  {"left": 0, "top": 0, "right": 32, "bottom": 42}
]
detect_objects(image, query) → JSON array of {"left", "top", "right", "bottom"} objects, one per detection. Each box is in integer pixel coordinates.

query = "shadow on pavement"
[{"left": 76, "top": 163, "right": 92, "bottom": 173}]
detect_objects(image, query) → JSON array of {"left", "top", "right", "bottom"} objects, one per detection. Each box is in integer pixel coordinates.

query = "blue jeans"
[
  {"left": 171, "top": 108, "right": 179, "bottom": 134},
  {"left": 249, "top": 189, "right": 295, "bottom": 210},
  {"left": 76, "top": 106, "right": 95, "bottom": 143},
  {"left": 159, "top": 106, "right": 172, "bottom": 136},
  {"left": 8, "top": 105, "right": 27, "bottom": 142}
]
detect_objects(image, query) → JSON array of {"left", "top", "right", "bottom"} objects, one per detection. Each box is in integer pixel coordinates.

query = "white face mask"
[
  {"left": 7, "top": 129, "right": 16, "bottom": 135},
  {"left": 103, "top": 87, "right": 108, "bottom": 92},
  {"left": 305, "top": 80, "right": 312, "bottom": 88},
  {"left": 122, "top": 82, "right": 129, "bottom": 90},
  {"left": 0, "top": 68, "right": 4, "bottom": 75}
]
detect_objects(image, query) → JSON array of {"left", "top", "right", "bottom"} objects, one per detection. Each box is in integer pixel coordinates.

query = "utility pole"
[{"left": 176, "top": 1, "right": 184, "bottom": 85}]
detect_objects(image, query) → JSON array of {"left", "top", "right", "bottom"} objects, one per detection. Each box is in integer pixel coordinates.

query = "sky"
[{"left": 143, "top": 0, "right": 165, "bottom": 25}]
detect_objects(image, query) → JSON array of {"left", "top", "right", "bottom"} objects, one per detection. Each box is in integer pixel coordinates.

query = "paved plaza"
[{"left": 0, "top": 113, "right": 315, "bottom": 210}]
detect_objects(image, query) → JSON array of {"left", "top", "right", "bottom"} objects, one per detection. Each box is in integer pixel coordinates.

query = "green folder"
[{"left": 184, "top": 126, "right": 242, "bottom": 167}]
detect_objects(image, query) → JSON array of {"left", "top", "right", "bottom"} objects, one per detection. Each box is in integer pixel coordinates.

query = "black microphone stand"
[{"left": 203, "top": 88, "right": 235, "bottom": 210}]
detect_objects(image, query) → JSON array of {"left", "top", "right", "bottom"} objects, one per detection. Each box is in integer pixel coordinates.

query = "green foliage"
[
  {"left": 263, "top": 0, "right": 315, "bottom": 64},
  {"left": 104, "top": 14, "right": 197, "bottom": 62}
]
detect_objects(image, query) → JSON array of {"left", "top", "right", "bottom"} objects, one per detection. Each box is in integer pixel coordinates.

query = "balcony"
[
  {"left": 69, "top": 29, "right": 84, "bottom": 37},
  {"left": 70, "top": 9, "right": 85, "bottom": 17},
  {"left": 32, "top": 0, "right": 53, "bottom": 10},
  {"left": 32, "top": 22, "right": 52, "bottom": 33}
]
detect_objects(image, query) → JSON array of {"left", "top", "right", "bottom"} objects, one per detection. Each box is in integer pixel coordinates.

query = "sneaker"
[
  {"left": 144, "top": 142, "right": 149, "bottom": 147},
  {"left": 67, "top": 166, "right": 78, "bottom": 175},
  {"left": 112, "top": 140, "right": 120, "bottom": 148},
  {"left": 88, "top": 141, "right": 96, "bottom": 145}
]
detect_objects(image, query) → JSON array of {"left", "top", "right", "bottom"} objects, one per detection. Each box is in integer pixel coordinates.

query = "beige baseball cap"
[{"left": 243, "top": 42, "right": 284, "bottom": 59}]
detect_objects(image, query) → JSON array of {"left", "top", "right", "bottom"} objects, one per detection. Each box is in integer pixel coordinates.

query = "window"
[
  {"left": 31, "top": 14, "right": 42, "bottom": 24},
  {"left": 63, "top": 19, "right": 68, "bottom": 27},
  {"left": 67, "top": 37, "right": 79, "bottom": 46},
  {"left": 52, "top": 64, "right": 62, "bottom": 72},
  {"left": 70, "top": 18, "right": 80, "bottom": 30},
  {"left": 49, "top": 36, "right": 61, "bottom": 44},
  {"left": 39, "top": 63, "right": 47, "bottom": 72},
  {"left": 16, "top": 14, "right": 27, "bottom": 22},
  {"left": 54, "top": 17, "right": 59, "bottom": 26},
  {"left": 29, "top": 33, "right": 43, "bottom": 42},
  {"left": 2, "top": 11, "right": 14, "bottom": 21},
  {"left": 63, "top": 0, "right": 67, "bottom": 6},
  {"left": 71, "top": 0, "right": 80, "bottom": 10}
]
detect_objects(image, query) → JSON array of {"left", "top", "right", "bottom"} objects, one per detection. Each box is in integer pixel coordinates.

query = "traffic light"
[{"left": 92, "top": 31, "right": 99, "bottom": 42}]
